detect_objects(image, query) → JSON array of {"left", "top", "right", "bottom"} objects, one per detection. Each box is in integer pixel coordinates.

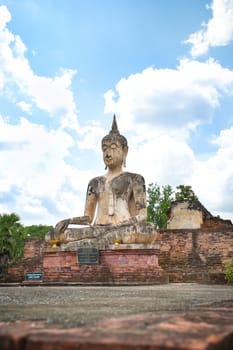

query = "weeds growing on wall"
[{"left": 225, "top": 261, "right": 233, "bottom": 284}]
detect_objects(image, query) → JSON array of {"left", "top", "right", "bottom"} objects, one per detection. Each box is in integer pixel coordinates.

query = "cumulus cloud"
[
  {"left": 0, "top": 5, "right": 11, "bottom": 31},
  {"left": 127, "top": 135, "right": 195, "bottom": 187},
  {"left": 0, "top": 5, "right": 103, "bottom": 225},
  {"left": 185, "top": 0, "right": 233, "bottom": 57},
  {"left": 125, "top": 121, "right": 233, "bottom": 221},
  {"left": 77, "top": 125, "right": 106, "bottom": 150},
  {"left": 0, "top": 5, "right": 78, "bottom": 128},
  {"left": 1, "top": 3, "right": 233, "bottom": 226},
  {"left": 17, "top": 101, "right": 32, "bottom": 113},
  {"left": 104, "top": 55, "right": 233, "bottom": 222},
  {"left": 0, "top": 115, "right": 93, "bottom": 225},
  {"left": 104, "top": 58, "right": 233, "bottom": 137},
  {"left": 189, "top": 127, "right": 233, "bottom": 219}
]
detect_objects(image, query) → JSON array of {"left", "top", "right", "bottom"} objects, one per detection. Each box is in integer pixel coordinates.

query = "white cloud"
[
  {"left": 0, "top": 5, "right": 11, "bottom": 31},
  {"left": 104, "top": 57, "right": 233, "bottom": 222},
  {"left": 0, "top": 5, "right": 78, "bottom": 129},
  {"left": 0, "top": 115, "right": 92, "bottom": 225},
  {"left": 127, "top": 135, "right": 195, "bottom": 187},
  {"left": 0, "top": 116, "right": 73, "bottom": 196},
  {"left": 0, "top": 6, "right": 104, "bottom": 225},
  {"left": 104, "top": 58, "right": 233, "bottom": 137},
  {"left": 1, "top": 3, "right": 233, "bottom": 227},
  {"left": 17, "top": 101, "right": 32, "bottom": 113},
  {"left": 125, "top": 124, "right": 233, "bottom": 222},
  {"left": 185, "top": 0, "right": 233, "bottom": 57},
  {"left": 77, "top": 125, "right": 106, "bottom": 150},
  {"left": 190, "top": 127, "right": 233, "bottom": 219},
  {"left": 28, "top": 70, "right": 77, "bottom": 118}
]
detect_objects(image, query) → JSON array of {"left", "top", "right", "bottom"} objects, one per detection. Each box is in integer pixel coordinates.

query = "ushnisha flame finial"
[
  {"left": 102, "top": 115, "right": 128, "bottom": 148},
  {"left": 110, "top": 114, "right": 118, "bottom": 134}
]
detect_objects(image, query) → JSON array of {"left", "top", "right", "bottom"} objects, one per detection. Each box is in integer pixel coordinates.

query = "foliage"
[
  {"left": 0, "top": 213, "right": 24, "bottom": 274},
  {"left": 225, "top": 261, "right": 233, "bottom": 284},
  {"left": 22, "top": 225, "right": 52, "bottom": 238},
  {"left": 147, "top": 183, "right": 198, "bottom": 228},
  {"left": 0, "top": 213, "right": 52, "bottom": 276},
  {"left": 175, "top": 185, "right": 198, "bottom": 201},
  {"left": 147, "top": 183, "right": 173, "bottom": 228}
]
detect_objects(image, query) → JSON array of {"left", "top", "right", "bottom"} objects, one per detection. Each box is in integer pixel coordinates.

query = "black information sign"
[
  {"left": 25, "top": 272, "right": 43, "bottom": 280},
  {"left": 77, "top": 248, "right": 99, "bottom": 265}
]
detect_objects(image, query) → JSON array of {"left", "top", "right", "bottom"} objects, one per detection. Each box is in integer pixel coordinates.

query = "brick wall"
[
  {"left": 4, "top": 229, "right": 233, "bottom": 284},
  {"left": 23, "top": 237, "right": 45, "bottom": 259},
  {"left": 158, "top": 228, "right": 233, "bottom": 283},
  {"left": 43, "top": 249, "right": 167, "bottom": 284},
  {"left": 4, "top": 238, "right": 44, "bottom": 282}
]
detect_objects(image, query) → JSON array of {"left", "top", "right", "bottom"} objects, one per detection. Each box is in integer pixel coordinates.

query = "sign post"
[{"left": 25, "top": 272, "right": 43, "bottom": 280}]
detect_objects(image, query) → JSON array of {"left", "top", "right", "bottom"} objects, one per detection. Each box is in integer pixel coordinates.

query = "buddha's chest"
[{"left": 98, "top": 175, "right": 133, "bottom": 199}]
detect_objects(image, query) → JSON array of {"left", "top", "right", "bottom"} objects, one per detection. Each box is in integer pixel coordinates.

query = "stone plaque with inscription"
[{"left": 77, "top": 248, "right": 99, "bottom": 264}]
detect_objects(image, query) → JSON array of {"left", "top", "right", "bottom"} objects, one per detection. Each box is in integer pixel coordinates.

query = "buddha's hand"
[
  {"left": 70, "top": 216, "right": 91, "bottom": 225},
  {"left": 118, "top": 215, "right": 146, "bottom": 226},
  {"left": 115, "top": 217, "right": 137, "bottom": 227},
  {"left": 54, "top": 219, "right": 71, "bottom": 234},
  {"left": 134, "top": 214, "right": 146, "bottom": 222}
]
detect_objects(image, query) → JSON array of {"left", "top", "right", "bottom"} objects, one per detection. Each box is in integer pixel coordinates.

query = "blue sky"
[{"left": 0, "top": 0, "right": 233, "bottom": 225}]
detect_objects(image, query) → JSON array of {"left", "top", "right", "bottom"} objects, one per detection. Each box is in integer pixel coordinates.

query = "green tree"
[
  {"left": 0, "top": 213, "right": 24, "bottom": 274},
  {"left": 175, "top": 185, "right": 198, "bottom": 201},
  {"left": 22, "top": 225, "right": 52, "bottom": 238},
  {"left": 0, "top": 213, "right": 53, "bottom": 276},
  {"left": 147, "top": 183, "right": 199, "bottom": 228},
  {"left": 147, "top": 183, "right": 173, "bottom": 228}
]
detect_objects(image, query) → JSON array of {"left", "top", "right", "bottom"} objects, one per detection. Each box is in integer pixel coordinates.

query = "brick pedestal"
[{"left": 43, "top": 248, "right": 168, "bottom": 284}]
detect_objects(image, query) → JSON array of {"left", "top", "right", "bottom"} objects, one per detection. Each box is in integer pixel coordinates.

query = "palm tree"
[{"left": 0, "top": 213, "right": 24, "bottom": 270}]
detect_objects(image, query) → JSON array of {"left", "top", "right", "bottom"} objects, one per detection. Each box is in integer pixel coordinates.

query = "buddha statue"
[{"left": 49, "top": 115, "right": 148, "bottom": 245}]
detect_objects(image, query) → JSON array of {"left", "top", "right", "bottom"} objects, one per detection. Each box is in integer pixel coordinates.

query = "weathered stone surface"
[
  {"left": 85, "top": 172, "right": 147, "bottom": 225},
  {"left": 167, "top": 201, "right": 203, "bottom": 229},
  {"left": 108, "top": 243, "right": 161, "bottom": 250},
  {"left": 1, "top": 284, "right": 232, "bottom": 327},
  {"left": 0, "top": 285, "right": 232, "bottom": 350},
  {"left": 0, "top": 309, "right": 233, "bottom": 350},
  {"left": 58, "top": 222, "right": 160, "bottom": 250},
  {"left": 167, "top": 200, "right": 233, "bottom": 229}
]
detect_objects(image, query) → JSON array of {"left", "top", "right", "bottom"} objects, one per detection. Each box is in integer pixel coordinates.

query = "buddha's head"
[{"left": 102, "top": 115, "right": 128, "bottom": 170}]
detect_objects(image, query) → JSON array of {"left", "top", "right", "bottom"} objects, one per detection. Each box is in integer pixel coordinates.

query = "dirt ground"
[{"left": 0, "top": 283, "right": 233, "bottom": 329}]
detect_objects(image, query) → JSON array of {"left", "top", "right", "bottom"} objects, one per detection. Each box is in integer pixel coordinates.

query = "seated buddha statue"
[{"left": 50, "top": 115, "right": 147, "bottom": 242}]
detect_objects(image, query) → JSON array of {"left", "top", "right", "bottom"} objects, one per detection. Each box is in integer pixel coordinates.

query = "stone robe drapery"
[{"left": 84, "top": 172, "right": 146, "bottom": 225}]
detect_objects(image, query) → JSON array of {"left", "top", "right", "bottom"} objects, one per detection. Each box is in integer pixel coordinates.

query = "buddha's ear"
[
  {"left": 123, "top": 146, "right": 128, "bottom": 168},
  {"left": 123, "top": 145, "right": 128, "bottom": 156}
]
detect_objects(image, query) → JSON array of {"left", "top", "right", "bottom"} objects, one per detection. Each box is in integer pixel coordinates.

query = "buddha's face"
[{"left": 102, "top": 140, "right": 127, "bottom": 170}]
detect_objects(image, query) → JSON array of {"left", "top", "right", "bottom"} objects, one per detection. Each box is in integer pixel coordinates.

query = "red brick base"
[{"left": 42, "top": 249, "right": 167, "bottom": 284}]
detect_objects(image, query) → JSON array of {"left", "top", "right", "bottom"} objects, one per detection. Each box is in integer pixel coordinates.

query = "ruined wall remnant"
[
  {"left": 167, "top": 200, "right": 232, "bottom": 230},
  {"left": 167, "top": 201, "right": 203, "bottom": 229},
  {"left": 158, "top": 228, "right": 233, "bottom": 283}
]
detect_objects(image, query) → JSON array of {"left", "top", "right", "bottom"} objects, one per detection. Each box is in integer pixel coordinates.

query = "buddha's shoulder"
[
  {"left": 87, "top": 175, "right": 106, "bottom": 188},
  {"left": 120, "top": 172, "right": 145, "bottom": 183}
]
